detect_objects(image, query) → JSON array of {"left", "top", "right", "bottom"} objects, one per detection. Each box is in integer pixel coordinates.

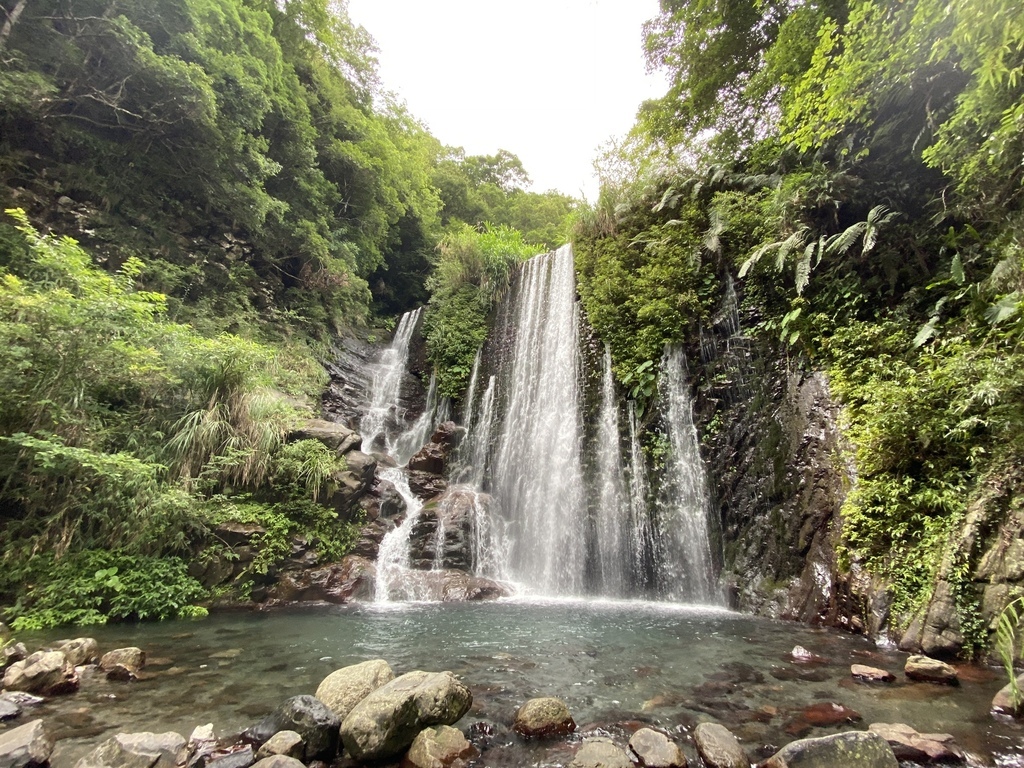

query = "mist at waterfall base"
[{"left": 367, "top": 245, "right": 720, "bottom": 604}]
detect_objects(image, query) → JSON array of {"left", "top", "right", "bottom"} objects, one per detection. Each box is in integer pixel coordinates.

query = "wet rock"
[
  {"left": 400, "top": 725, "right": 477, "bottom": 768},
  {"left": 73, "top": 731, "right": 186, "bottom": 768},
  {"left": 251, "top": 758, "right": 304, "bottom": 768},
  {"left": 783, "top": 702, "right": 861, "bottom": 737},
  {"left": 408, "top": 443, "right": 446, "bottom": 475},
  {"left": 315, "top": 659, "right": 394, "bottom": 721},
  {"left": 2, "top": 643, "right": 28, "bottom": 672},
  {"left": 904, "top": 655, "right": 958, "bottom": 685},
  {"left": 991, "top": 673, "right": 1024, "bottom": 716},
  {"left": 3, "top": 651, "right": 80, "bottom": 695},
  {"left": 899, "top": 581, "right": 965, "bottom": 658},
  {"left": 868, "top": 723, "right": 964, "bottom": 764},
  {"left": 761, "top": 730, "right": 898, "bottom": 767},
  {"left": 203, "top": 745, "right": 254, "bottom": 768},
  {"left": 0, "top": 698, "right": 21, "bottom": 722},
  {"left": 254, "top": 732, "right": 303, "bottom": 762},
  {"left": 851, "top": 665, "right": 894, "bottom": 683},
  {"left": 628, "top": 728, "right": 687, "bottom": 768},
  {"left": 55, "top": 638, "right": 99, "bottom": 667},
  {"left": 570, "top": 738, "right": 632, "bottom": 768},
  {"left": 290, "top": 419, "right": 360, "bottom": 455},
  {"left": 0, "top": 694, "right": 42, "bottom": 709},
  {"left": 184, "top": 724, "right": 217, "bottom": 767},
  {"left": 790, "top": 646, "right": 825, "bottom": 663},
  {"left": 512, "top": 697, "right": 576, "bottom": 738},
  {"left": 340, "top": 671, "right": 472, "bottom": 762},
  {"left": 100, "top": 648, "right": 145, "bottom": 681},
  {"left": 343, "top": 451, "right": 377, "bottom": 486},
  {"left": 407, "top": 471, "right": 448, "bottom": 501},
  {"left": 693, "top": 723, "right": 747, "bottom": 768},
  {"left": 243, "top": 695, "right": 340, "bottom": 762},
  {"left": 0, "top": 719, "right": 52, "bottom": 768},
  {"left": 430, "top": 422, "right": 465, "bottom": 451},
  {"left": 409, "top": 490, "right": 491, "bottom": 571},
  {"left": 267, "top": 555, "right": 376, "bottom": 604}
]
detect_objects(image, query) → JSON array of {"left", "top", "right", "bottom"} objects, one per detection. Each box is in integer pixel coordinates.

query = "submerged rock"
[
  {"left": 512, "top": 697, "right": 576, "bottom": 738},
  {"left": 627, "top": 728, "right": 687, "bottom": 768},
  {"left": 904, "top": 655, "right": 958, "bottom": 685},
  {"left": 340, "top": 670, "right": 472, "bottom": 762},
  {"left": 73, "top": 731, "right": 186, "bottom": 768},
  {"left": 693, "top": 723, "right": 747, "bottom": 768},
  {"left": 761, "top": 730, "right": 897, "bottom": 767},
  {"left": 868, "top": 723, "right": 964, "bottom": 764},
  {"left": 3, "top": 651, "right": 79, "bottom": 696},
  {"left": 851, "top": 664, "right": 895, "bottom": 683},
  {"left": 0, "top": 719, "right": 53, "bottom": 768},
  {"left": 570, "top": 738, "right": 633, "bottom": 768},
  {"left": 315, "top": 659, "right": 394, "bottom": 722},
  {"left": 243, "top": 695, "right": 340, "bottom": 762}
]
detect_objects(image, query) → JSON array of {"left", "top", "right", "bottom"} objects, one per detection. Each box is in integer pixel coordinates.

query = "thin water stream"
[{"left": 16, "top": 602, "right": 1021, "bottom": 768}]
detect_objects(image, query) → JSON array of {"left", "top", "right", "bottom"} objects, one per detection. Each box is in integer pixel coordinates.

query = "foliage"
[
  {"left": 996, "top": 596, "right": 1024, "bottom": 706},
  {"left": 9, "top": 550, "right": 208, "bottom": 631}
]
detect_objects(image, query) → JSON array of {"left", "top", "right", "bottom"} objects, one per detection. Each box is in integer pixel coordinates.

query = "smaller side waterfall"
[
  {"left": 593, "top": 347, "right": 629, "bottom": 594},
  {"left": 628, "top": 401, "right": 656, "bottom": 590},
  {"left": 656, "top": 347, "right": 718, "bottom": 603},
  {"left": 373, "top": 466, "right": 425, "bottom": 601},
  {"left": 392, "top": 371, "right": 437, "bottom": 465},
  {"left": 360, "top": 308, "right": 422, "bottom": 453}
]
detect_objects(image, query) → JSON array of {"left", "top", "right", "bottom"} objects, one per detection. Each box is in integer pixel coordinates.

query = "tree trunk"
[{"left": 0, "top": 0, "right": 28, "bottom": 51}]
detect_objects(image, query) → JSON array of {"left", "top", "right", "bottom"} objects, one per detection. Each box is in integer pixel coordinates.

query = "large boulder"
[
  {"left": 512, "top": 697, "right": 575, "bottom": 738},
  {"left": 904, "top": 655, "right": 958, "bottom": 685},
  {"left": 628, "top": 728, "right": 687, "bottom": 768},
  {"left": 99, "top": 648, "right": 145, "bottom": 682},
  {"left": 408, "top": 443, "right": 446, "bottom": 475},
  {"left": 290, "top": 419, "right": 361, "bottom": 455},
  {"left": 400, "top": 725, "right": 477, "bottom": 768},
  {"left": 3, "top": 651, "right": 79, "bottom": 696},
  {"left": 315, "top": 659, "right": 394, "bottom": 721},
  {"left": 340, "top": 670, "right": 472, "bottom": 762},
  {"left": 569, "top": 738, "right": 633, "bottom": 768},
  {"left": 0, "top": 719, "right": 53, "bottom": 768},
  {"left": 73, "top": 731, "right": 186, "bottom": 768},
  {"left": 55, "top": 638, "right": 99, "bottom": 667},
  {"left": 409, "top": 490, "right": 492, "bottom": 571},
  {"left": 762, "top": 731, "right": 898, "bottom": 768},
  {"left": 243, "top": 696, "right": 340, "bottom": 762},
  {"left": 1, "top": 643, "right": 28, "bottom": 672},
  {"left": 266, "top": 555, "right": 376, "bottom": 604},
  {"left": 406, "top": 471, "right": 448, "bottom": 501},
  {"left": 692, "top": 723, "right": 746, "bottom": 768},
  {"left": 251, "top": 758, "right": 304, "bottom": 768},
  {"left": 991, "top": 672, "right": 1024, "bottom": 716},
  {"left": 868, "top": 723, "right": 964, "bottom": 764}
]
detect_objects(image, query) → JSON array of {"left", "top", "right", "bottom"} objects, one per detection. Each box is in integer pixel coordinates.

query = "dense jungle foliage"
[
  {"left": 0, "top": 0, "right": 572, "bottom": 627},
  {"left": 574, "top": 0, "right": 1024, "bottom": 651}
]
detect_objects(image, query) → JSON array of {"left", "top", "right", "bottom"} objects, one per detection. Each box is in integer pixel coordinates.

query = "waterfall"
[
  {"left": 593, "top": 347, "right": 629, "bottom": 594},
  {"left": 456, "top": 375, "right": 496, "bottom": 488},
  {"left": 360, "top": 308, "right": 422, "bottom": 454},
  {"left": 462, "top": 349, "right": 482, "bottom": 430},
  {"left": 490, "top": 245, "right": 587, "bottom": 595},
  {"left": 628, "top": 401, "right": 656, "bottom": 591},
  {"left": 373, "top": 467, "right": 426, "bottom": 601},
  {"left": 655, "top": 347, "right": 718, "bottom": 603},
  {"left": 392, "top": 371, "right": 437, "bottom": 465}
]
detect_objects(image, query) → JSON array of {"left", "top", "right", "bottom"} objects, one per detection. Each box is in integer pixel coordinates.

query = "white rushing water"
[
  {"left": 360, "top": 308, "right": 422, "bottom": 454},
  {"left": 594, "top": 346, "right": 628, "bottom": 594},
  {"left": 490, "top": 245, "right": 588, "bottom": 595},
  {"left": 627, "top": 400, "right": 656, "bottom": 591}
]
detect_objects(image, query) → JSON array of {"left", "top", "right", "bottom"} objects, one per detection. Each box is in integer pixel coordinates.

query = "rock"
[
  {"left": 242, "top": 695, "right": 340, "bottom": 762},
  {"left": 254, "top": 732, "right": 303, "bottom": 762},
  {"left": 692, "top": 723, "right": 747, "bottom": 768},
  {"left": 868, "top": 723, "right": 964, "bottom": 764},
  {"left": 73, "top": 731, "right": 186, "bottom": 768},
  {"left": 406, "top": 471, "right": 448, "bottom": 500},
  {"left": 343, "top": 451, "right": 377, "bottom": 484},
  {"left": 430, "top": 422, "right": 465, "bottom": 450},
  {"left": 2, "top": 651, "right": 80, "bottom": 695},
  {"left": 783, "top": 702, "right": 861, "bottom": 737},
  {"left": 408, "top": 443, "right": 446, "bottom": 474},
  {"left": 851, "top": 664, "right": 895, "bottom": 683},
  {"left": 249, "top": 757, "right": 301, "bottom": 768},
  {"left": 55, "top": 638, "right": 99, "bottom": 667},
  {"left": 790, "top": 646, "right": 825, "bottom": 663},
  {"left": 99, "top": 648, "right": 145, "bottom": 681},
  {"left": 991, "top": 672, "right": 1024, "bottom": 716},
  {"left": 569, "top": 738, "right": 633, "bottom": 768},
  {"left": 628, "top": 728, "right": 687, "bottom": 768},
  {"left": 0, "top": 719, "right": 53, "bottom": 768},
  {"left": 290, "top": 419, "right": 361, "bottom": 455},
  {"left": 761, "top": 730, "right": 898, "bottom": 767},
  {"left": 184, "top": 724, "right": 217, "bottom": 767},
  {"left": 266, "top": 555, "right": 376, "bottom": 604},
  {"left": 512, "top": 697, "right": 575, "bottom": 738},
  {"left": 203, "top": 745, "right": 254, "bottom": 768},
  {"left": 251, "top": 758, "right": 304, "bottom": 768},
  {"left": 2, "top": 643, "right": 28, "bottom": 671},
  {"left": 400, "top": 725, "right": 477, "bottom": 768},
  {"left": 0, "top": 694, "right": 42, "bottom": 709},
  {"left": 315, "top": 659, "right": 394, "bottom": 721},
  {"left": 0, "top": 699, "right": 21, "bottom": 722},
  {"left": 904, "top": 655, "right": 958, "bottom": 685},
  {"left": 340, "top": 670, "right": 473, "bottom": 762}
]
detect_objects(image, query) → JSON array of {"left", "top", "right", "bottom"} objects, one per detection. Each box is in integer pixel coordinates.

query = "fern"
[{"left": 996, "top": 596, "right": 1024, "bottom": 708}]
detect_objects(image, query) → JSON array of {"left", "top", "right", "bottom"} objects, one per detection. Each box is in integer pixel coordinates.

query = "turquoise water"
[{"left": 11, "top": 599, "right": 1023, "bottom": 767}]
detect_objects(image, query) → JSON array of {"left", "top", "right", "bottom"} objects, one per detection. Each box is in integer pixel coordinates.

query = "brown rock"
[
  {"left": 851, "top": 664, "right": 895, "bottom": 683},
  {"left": 290, "top": 419, "right": 360, "bottom": 454},
  {"left": 512, "top": 697, "right": 576, "bottom": 738},
  {"left": 54, "top": 638, "right": 99, "bottom": 667},
  {"left": 315, "top": 660, "right": 394, "bottom": 722},
  {"left": 3, "top": 651, "right": 80, "bottom": 695},
  {"left": 570, "top": 738, "right": 633, "bottom": 768},
  {"left": 628, "top": 728, "right": 687, "bottom": 768},
  {"left": 784, "top": 702, "right": 861, "bottom": 737},
  {"left": 99, "top": 647, "right": 145, "bottom": 681},
  {"left": 692, "top": 723, "right": 747, "bottom": 768},
  {"left": 991, "top": 673, "right": 1024, "bottom": 716},
  {"left": 904, "top": 655, "right": 958, "bottom": 685},
  {"left": 268, "top": 556, "right": 376, "bottom": 604},
  {"left": 868, "top": 723, "right": 964, "bottom": 764},
  {"left": 408, "top": 443, "right": 446, "bottom": 475},
  {"left": 401, "top": 725, "right": 477, "bottom": 768},
  {"left": 254, "top": 731, "right": 304, "bottom": 762}
]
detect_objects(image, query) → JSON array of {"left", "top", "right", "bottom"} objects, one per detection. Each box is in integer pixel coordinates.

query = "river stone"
[
  {"left": 0, "top": 719, "right": 53, "bottom": 768},
  {"left": 0, "top": 699, "right": 21, "bottom": 722},
  {"left": 851, "top": 664, "right": 895, "bottom": 683},
  {"left": 243, "top": 695, "right": 340, "bottom": 762},
  {"left": 254, "top": 732, "right": 303, "bottom": 762},
  {"left": 251, "top": 758, "right": 305, "bottom": 768},
  {"left": 991, "top": 673, "right": 1024, "bottom": 716},
  {"left": 761, "top": 730, "right": 898, "bottom": 768},
  {"left": 628, "top": 728, "right": 687, "bottom": 768},
  {"left": 2, "top": 643, "right": 28, "bottom": 671},
  {"left": 73, "top": 731, "right": 186, "bottom": 768},
  {"left": 3, "top": 651, "right": 79, "bottom": 695},
  {"left": 340, "top": 670, "right": 472, "bottom": 762},
  {"left": 55, "top": 638, "right": 99, "bottom": 667},
  {"left": 868, "top": 723, "right": 964, "bottom": 764},
  {"left": 400, "top": 725, "right": 477, "bottom": 768},
  {"left": 904, "top": 655, "right": 958, "bottom": 685},
  {"left": 693, "top": 723, "right": 747, "bottom": 768},
  {"left": 315, "top": 659, "right": 394, "bottom": 721},
  {"left": 99, "top": 648, "right": 145, "bottom": 681},
  {"left": 569, "top": 738, "right": 633, "bottom": 768},
  {"left": 512, "top": 697, "right": 576, "bottom": 738}
]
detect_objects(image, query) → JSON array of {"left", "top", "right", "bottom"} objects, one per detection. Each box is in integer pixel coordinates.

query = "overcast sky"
[{"left": 345, "top": 0, "right": 668, "bottom": 201}]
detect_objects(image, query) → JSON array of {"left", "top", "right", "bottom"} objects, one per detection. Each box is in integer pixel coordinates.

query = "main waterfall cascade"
[{"left": 362, "top": 245, "right": 722, "bottom": 604}]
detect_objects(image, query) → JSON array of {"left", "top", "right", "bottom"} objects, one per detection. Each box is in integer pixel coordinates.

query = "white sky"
[{"left": 345, "top": 0, "right": 668, "bottom": 201}]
